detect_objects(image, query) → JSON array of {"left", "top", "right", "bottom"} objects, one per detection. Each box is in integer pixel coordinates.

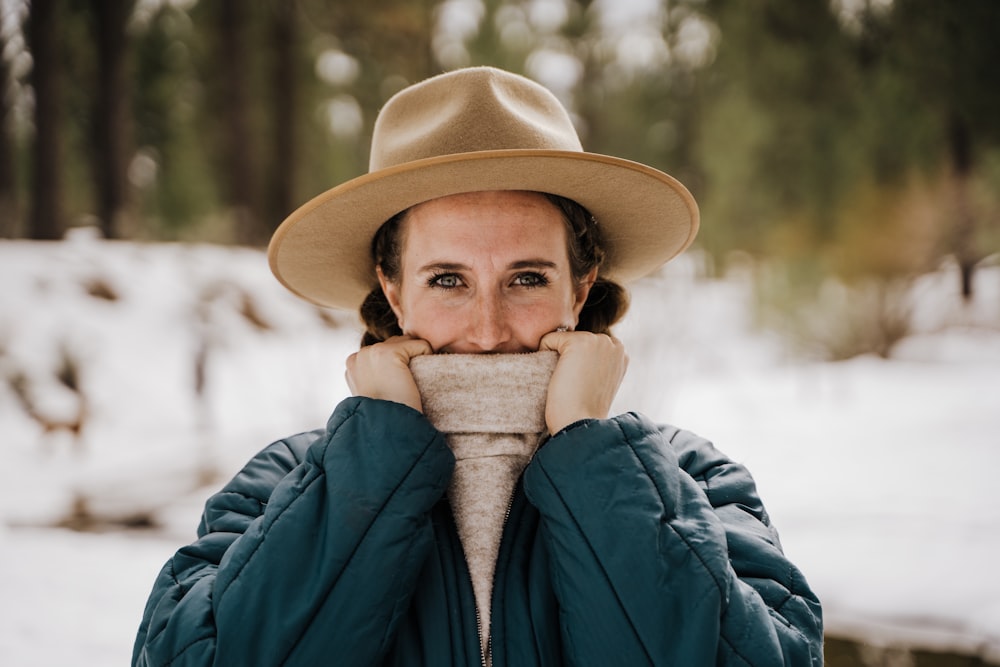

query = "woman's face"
[{"left": 379, "top": 190, "right": 595, "bottom": 354}]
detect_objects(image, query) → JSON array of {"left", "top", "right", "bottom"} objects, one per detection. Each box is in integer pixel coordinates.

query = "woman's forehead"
[{"left": 400, "top": 192, "right": 570, "bottom": 266}]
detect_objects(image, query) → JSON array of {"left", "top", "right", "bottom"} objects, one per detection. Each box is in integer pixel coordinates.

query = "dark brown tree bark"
[
  {"left": 91, "top": 0, "right": 135, "bottom": 239},
  {"left": 948, "top": 111, "right": 977, "bottom": 301},
  {"left": 0, "top": 25, "right": 18, "bottom": 237},
  {"left": 218, "top": 0, "right": 259, "bottom": 245},
  {"left": 266, "top": 0, "right": 297, "bottom": 233},
  {"left": 26, "top": 0, "right": 64, "bottom": 240}
]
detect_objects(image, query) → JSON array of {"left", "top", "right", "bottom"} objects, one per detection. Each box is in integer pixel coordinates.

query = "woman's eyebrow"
[
  {"left": 508, "top": 259, "right": 558, "bottom": 270},
  {"left": 417, "top": 261, "right": 467, "bottom": 273},
  {"left": 417, "top": 260, "right": 558, "bottom": 273}
]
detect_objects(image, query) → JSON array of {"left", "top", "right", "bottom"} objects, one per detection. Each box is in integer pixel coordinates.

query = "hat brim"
[{"left": 268, "top": 149, "right": 699, "bottom": 311}]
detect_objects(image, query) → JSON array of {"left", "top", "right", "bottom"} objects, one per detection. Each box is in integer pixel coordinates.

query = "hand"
[
  {"left": 539, "top": 330, "right": 628, "bottom": 434},
  {"left": 345, "top": 335, "right": 433, "bottom": 412}
]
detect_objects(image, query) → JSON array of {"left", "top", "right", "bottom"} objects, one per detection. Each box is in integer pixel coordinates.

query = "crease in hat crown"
[
  {"left": 268, "top": 66, "right": 699, "bottom": 312},
  {"left": 370, "top": 67, "right": 584, "bottom": 170}
]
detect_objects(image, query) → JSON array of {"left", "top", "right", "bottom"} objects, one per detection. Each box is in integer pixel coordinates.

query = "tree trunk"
[
  {"left": 948, "top": 110, "right": 976, "bottom": 301},
  {"left": 266, "top": 0, "right": 296, "bottom": 234},
  {"left": 26, "top": 0, "right": 64, "bottom": 240},
  {"left": 0, "top": 25, "right": 18, "bottom": 237},
  {"left": 219, "top": 0, "right": 259, "bottom": 245},
  {"left": 92, "top": 0, "right": 135, "bottom": 239}
]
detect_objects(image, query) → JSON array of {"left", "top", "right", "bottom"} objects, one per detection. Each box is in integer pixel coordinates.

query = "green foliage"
[
  {"left": 52, "top": 0, "right": 95, "bottom": 224},
  {"left": 132, "top": 4, "right": 219, "bottom": 236},
  {"left": 696, "top": 0, "right": 858, "bottom": 251}
]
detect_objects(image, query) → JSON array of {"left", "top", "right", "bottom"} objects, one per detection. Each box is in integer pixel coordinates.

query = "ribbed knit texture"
[{"left": 410, "top": 351, "right": 557, "bottom": 663}]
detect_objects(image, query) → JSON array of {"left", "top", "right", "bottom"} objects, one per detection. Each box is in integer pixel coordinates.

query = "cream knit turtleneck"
[{"left": 410, "top": 351, "right": 557, "bottom": 663}]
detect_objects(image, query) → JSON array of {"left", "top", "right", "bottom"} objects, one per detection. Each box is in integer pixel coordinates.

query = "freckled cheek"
[
  {"left": 507, "top": 298, "right": 571, "bottom": 340},
  {"left": 403, "top": 300, "right": 459, "bottom": 346}
]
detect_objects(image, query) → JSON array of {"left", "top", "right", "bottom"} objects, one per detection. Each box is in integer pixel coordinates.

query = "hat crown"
[{"left": 370, "top": 67, "right": 583, "bottom": 172}]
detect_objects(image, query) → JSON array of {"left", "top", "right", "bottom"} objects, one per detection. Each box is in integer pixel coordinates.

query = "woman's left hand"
[{"left": 539, "top": 330, "right": 628, "bottom": 434}]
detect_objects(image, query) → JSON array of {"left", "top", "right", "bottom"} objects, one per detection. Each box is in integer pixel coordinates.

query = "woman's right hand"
[{"left": 345, "top": 335, "right": 433, "bottom": 412}]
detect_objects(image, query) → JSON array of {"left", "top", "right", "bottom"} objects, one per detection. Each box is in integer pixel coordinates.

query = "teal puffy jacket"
[{"left": 133, "top": 397, "right": 823, "bottom": 666}]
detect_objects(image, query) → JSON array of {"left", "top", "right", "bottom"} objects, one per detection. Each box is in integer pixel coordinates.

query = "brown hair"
[{"left": 359, "top": 193, "right": 629, "bottom": 346}]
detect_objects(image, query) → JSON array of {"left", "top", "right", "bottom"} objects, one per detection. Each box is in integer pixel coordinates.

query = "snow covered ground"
[{"left": 1, "top": 230, "right": 998, "bottom": 666}]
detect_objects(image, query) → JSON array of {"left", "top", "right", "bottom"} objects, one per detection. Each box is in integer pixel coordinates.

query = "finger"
[
  {"left": 538, "top": 330, "right": 573, "bottom": 353},
  {"left": 398, "top": 337, "right": 434, "bottom": 361},
  {"left": 380, "top": 335, "right": 434, "bottom": 361}
]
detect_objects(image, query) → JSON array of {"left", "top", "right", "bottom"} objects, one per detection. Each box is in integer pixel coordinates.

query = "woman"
[{"left": 133, "top": 67, "right": 822, "bottom": 666}]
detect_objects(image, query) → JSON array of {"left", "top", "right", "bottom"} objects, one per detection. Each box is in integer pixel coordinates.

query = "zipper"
[
  {"left": 475, "top": 602, "right": 487, "bottom": 667},
  {"left": 453, "top": 506, "right": 489, "bottom": 667},
  {"left": 483, "top": 481, "right": 520, "bottom": 667},
  {"left": 450, "top": 480, "right": 520, "bottom": 667}
]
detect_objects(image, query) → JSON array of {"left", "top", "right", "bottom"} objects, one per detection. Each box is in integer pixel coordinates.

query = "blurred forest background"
[{"left": 1, "top": 0, "right": 999, "bottom": 358}]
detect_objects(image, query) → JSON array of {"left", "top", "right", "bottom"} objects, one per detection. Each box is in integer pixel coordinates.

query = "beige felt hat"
[{"left": 268, "top": 66, "right": 699, "bottom": 310}]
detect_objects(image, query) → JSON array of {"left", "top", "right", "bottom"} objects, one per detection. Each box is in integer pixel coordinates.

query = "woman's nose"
[{"left": 466, "top": 292, "right": 511, "bottom": 352}]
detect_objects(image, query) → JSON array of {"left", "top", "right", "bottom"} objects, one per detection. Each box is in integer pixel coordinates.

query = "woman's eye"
[
  {"left": 428, "top": 273, "right": 462, "bottom": 289},
  {"left": 513, "top": 272, "right": 549, "bottom": 288}
]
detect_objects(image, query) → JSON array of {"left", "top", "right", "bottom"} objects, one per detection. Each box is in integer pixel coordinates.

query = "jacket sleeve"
[
  {"left": 132, "top": 396, "right": 454, "bottom": 667},
  {"left": 522, "top": 412, "right": 822, "bottom": 667}
]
